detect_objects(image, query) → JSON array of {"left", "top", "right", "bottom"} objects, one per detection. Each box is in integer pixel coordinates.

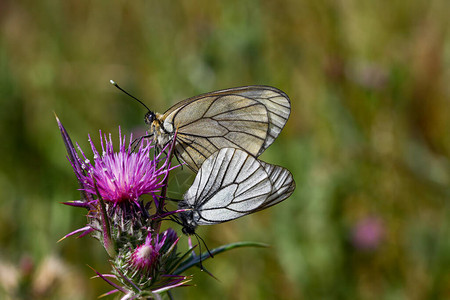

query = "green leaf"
[{"left": 174, "top": 241, "right": 269, "bottom": 274}]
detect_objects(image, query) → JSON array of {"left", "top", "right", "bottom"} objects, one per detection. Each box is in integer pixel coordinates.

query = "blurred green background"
[{"left": 1, "top": 0, "right": 449, "bottom": 299}]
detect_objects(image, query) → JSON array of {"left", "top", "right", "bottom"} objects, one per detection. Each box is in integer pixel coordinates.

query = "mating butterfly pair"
[{"left": 121, "top": 84, "right": 296, "bottom": 234}]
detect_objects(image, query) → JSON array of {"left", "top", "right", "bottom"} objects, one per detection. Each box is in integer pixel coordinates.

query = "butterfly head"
[
  {"left": 144, "top": 111, "right": 156, "bottom": 125},
  {"left": 181, "top": 223, "right": 197, "bottom": 236},
  {"left": 179, "top": 211, "right": 198, "bottom": 235}
]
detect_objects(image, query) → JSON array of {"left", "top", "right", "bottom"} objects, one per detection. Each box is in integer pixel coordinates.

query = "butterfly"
[
  {"left": 144, "top": 85, "right": 291, "bottom": 172},
  {"left": 177, "top": 147, "right": 295, "bottom": 235}
]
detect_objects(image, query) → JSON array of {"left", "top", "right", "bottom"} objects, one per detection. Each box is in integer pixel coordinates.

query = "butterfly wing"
[
  {"left": 162, "top": 86, "right": 291, "bottom": 171},
  {"left": 256, "top": 161, "right": 296, "bottom": 211},
  {"left": 182, "top": 148, "right": 272, "bottom": 225},
  {"left": 230, "top": 87, "right": 291, "bottom": 155}
]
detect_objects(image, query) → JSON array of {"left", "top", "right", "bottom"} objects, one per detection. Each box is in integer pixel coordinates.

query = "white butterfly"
[{"left": 178, "top": 148, "right": 295, "bottom": 235}]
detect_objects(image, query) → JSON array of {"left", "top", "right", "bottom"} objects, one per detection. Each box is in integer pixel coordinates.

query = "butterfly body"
[
  {"left": 178, "top": 202, "right": 199, "bottom": 235},
  {"left": 145, "top": 86, "right": 291, "bottom": 171}
]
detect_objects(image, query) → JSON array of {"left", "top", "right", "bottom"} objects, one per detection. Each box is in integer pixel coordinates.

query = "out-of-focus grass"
[{"left": 1, "top": 0, "right": 449, "bottom": 299}]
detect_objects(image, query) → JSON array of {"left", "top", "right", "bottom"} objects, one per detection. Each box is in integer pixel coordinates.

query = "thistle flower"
[
  {"left": 76, "top": 129, "right": 167, "bottom": 207},
  {"left": 351, "top": 217, "right": 385, "bottom": 251},
  {"left": 56, "top": 117, "right": 171, "bottom": 254},
  {"left": 108, "top": 228, "right": 189, "bottom": 297},
  {"left": 128, "top": 234, "right": 162, "bottom": 275}
]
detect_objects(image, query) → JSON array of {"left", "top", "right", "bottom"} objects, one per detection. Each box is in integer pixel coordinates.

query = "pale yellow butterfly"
[{"left": 112, "top": 82, "right": 291, "bottom": 172}]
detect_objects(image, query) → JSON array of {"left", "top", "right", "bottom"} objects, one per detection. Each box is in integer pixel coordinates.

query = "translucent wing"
[
  {"left": 182, "top": 148, "right": 272, "bottom": 225},
  {"left": 257, "top": 161, "right": 296, "bottom": 211},
  {"left": 162, "top": 86, "right": 291, "bottom": 171}
]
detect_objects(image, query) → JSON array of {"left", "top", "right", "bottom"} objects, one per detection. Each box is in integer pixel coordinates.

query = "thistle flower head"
[
  {"left": 57, "top": 119, "right": 173, "bottom": 253},
  {"left": 128, "top": 233, "right": 163, "bottom": 274},
  {"left": 109, "top": 228, "right": 189, "bottom": 296},
  {"left": 75, "top": 128, "right": 166, "bottom": 207},
  {"left": 127, "top": 229, "right": 178, "bottom": 279},
  {"left": 352, "top": 217, "right": 385, "bottom": 251}
]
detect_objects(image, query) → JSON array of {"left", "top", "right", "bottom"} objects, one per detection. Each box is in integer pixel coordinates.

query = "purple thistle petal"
[
  {"left": 152, "top": 275, "right": 192, "bottom": 293},
  {"left": 77, "top": 227, "right": 96, "bottom": 238},
  {"left": 56, "top": 115, "right": 95, "bottom": 203},
  {"left": 61, "top": 200, "right": 90, "bottom": 208},
  {"left": 98, "top": 289, "right": 120, "bottom": 298},
  {"left": 57, "top": 226, "right": 93, "bottom": 242},
  {"left": 91, "top": 274, "right": 117, "bottom": 279},
  {"left": 165, "top": 237, "right": 181, "bottom": 256},
  {"left": 89, "top": 265, "right": 128, "bottom": 294}
]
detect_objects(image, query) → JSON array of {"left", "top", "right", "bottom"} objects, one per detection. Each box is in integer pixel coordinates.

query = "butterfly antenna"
[
  {"left": 110, "top": 80, "right": 152, "bottom": 113},
  {"left": 193, "top": 233, "right": 204, "bottom": 270},
  {"left": 196, "top": 233, "right": 213, "bottom": 259}
]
